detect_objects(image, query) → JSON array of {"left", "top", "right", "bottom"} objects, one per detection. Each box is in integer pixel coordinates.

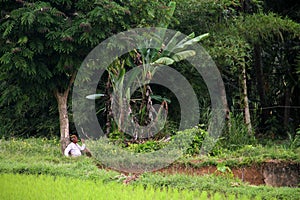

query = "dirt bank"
[{"left": 157, "top": 160, "right": 299, "bottom": 187}]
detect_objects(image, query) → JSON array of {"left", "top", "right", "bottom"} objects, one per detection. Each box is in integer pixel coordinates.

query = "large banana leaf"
[
  {"left": 152, "top": 57, "right": 175, "bottom": 65},
  {"left": 172, "top": 33, "right": 209, "bottom": 53},
  {"left": 172, "top": 50, "right": 196, "bottom": 62}
]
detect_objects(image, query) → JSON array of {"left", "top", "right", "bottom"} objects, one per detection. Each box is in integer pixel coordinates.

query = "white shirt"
[{"left": 64, "top": 142, "right": 86, "bottom": 157}]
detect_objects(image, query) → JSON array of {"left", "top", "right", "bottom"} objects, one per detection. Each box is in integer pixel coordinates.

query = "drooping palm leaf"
[
  {"left": 172, "top": 50, "right": 196, "bottom": 62},
  {"left": 172, "top": 33, "right": 209, "bottom": 53},
  {"left": 152, "top": 57, "right": 175, "bottom": 65}
]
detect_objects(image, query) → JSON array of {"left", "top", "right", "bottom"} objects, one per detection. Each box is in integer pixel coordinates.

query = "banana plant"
[
  {"left": 128, "top": 31, "right": 210, "bottom": 139},
  {"left": 152, "top": 32, "right": 209, "bottom": 66},
  {"left": 86, "top": 32, "right": 209, "bottom": 138},
  {"left": 86, "top": 1, "right": 210, "bottom": 139}
]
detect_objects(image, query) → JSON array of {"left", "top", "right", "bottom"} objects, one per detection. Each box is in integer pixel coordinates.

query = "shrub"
[{"left": 221, "top": 112, "right": 256, "bottom": 150}]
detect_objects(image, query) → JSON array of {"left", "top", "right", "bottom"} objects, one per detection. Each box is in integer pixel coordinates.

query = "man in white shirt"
[{"left": 64, "top": 135, "right": 86, "bottom": 157}]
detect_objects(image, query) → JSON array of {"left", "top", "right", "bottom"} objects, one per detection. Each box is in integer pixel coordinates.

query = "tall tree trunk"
[
  {"left": 254, "top": 43, "right": 268, "bottom": 128},
  {"left": 105, "top": 75, "right": 112, "bottom": 137},
  {"left": 54, "top": 72, "right": 76, "bottom": 154},
  {"left": 283, "top": 86, "right": 291, "bottom": 131},
  {"left": 54, "top": 90, "right": 70, "bottom": 154},
  {"left": 241, "top": 62, "right": 252, "bottom": 134},
  {"left": 218, "top": 78, "right": 230, "bottom": 121},
  {"left": 240, "top": 0, "right": 252, "bottom": 134}
]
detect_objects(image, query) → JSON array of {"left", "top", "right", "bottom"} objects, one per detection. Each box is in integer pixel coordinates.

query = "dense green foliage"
[
  {"left": 0, "top": 0, "right": 299, "bottom": 142},
  {"left": 0, "top": 0, "right": 176, "bottom": 139},
  {"left": 173, "top": 0, "right": 300, "bottom": 137}
]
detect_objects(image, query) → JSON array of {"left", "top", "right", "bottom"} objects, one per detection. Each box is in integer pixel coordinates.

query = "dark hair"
[{"left": 70, "top": 135, "right": 77, "bottom": 142}]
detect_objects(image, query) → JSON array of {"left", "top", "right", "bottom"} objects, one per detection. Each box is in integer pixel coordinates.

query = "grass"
[
  {"left": 134, "top": 173, "right": 300, "bottom": 200},
  {"left": 0, "top": 137, "right": 299, "bottom": 199},
  {"left": 179, "top": 144, "right": 300, "bottom": 168},
  {"left": 0, "top": 138, "right": 119, "bottom": 180},
  {"left": 0, "top": 173, "right": 266, "bottom": 200}
]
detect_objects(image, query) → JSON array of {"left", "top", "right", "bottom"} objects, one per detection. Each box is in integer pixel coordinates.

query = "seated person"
[{"left": 64, "top": 135, "right": 86, "bottom": 157}]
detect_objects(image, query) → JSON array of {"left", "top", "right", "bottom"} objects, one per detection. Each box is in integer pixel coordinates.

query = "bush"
[{"left": 221, "top": 112, "right": 257, "bottom": 150}]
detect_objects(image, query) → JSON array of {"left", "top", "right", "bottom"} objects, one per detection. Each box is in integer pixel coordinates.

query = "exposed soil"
[
  {"left": 262, "top": 160, "right": 300, "bottom": 187},
  {"left": 157, "top": 163, "right": 265, "bottom": 185},
  {"left": 97, "top": 160, "right": 299, "bottom": 187},
  {"left": 157, "top": 160, "right": 299, "bottom": 187}
]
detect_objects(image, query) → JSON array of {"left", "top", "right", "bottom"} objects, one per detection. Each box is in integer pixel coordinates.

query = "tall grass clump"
[{"left": 221, "top": 112, "right": 257, "bottom": 150}]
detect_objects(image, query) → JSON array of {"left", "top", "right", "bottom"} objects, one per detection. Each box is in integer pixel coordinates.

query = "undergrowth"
[
  {"left": 0, "top": 137, "right": 299, "bottom": 199},
  {"left": 180, "top": 144, "right": 300, "bottom": 168}
]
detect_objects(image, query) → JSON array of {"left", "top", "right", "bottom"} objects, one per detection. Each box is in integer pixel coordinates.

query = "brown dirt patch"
[
  {"left": 156, "top": 164, "right": 265, "bottom": 185},
  {"left": 97, "top": 161, "right": 299, "bottom": 187}
]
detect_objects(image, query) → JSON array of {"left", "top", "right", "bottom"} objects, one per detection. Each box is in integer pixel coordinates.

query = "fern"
[
  {"left": 29, "top": 40, "right": 44, "bottom": 53},
  {"left": 20, "top": 48, "right": 34, "bottom": 60},
  {"left": 2, "top": 21, "right": 15, "bottom": 37},
  {"left": 21, "top": 12, "right": 35, "bottom": 26},
  {"left": 0, "top": 52, "right": 12, "bottom": 65}
]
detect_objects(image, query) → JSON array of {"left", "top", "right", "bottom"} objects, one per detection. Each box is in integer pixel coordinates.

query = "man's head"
[{"left": 70, "top": 135, "right": 78, "bottom": 143}]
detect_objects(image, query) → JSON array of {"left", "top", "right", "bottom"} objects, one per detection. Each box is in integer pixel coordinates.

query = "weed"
[
  {"left": 287, "top": 126, "right": 300, "bottom": 149},
  {"left": 216, "top": 163, "right": 233, "bottom": 178}
]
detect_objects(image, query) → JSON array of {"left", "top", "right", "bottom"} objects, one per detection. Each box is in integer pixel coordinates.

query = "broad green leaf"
[
  {"left": 152, "top": 57, "right": 174, "bottom": 65},
  {"left": 171, "top": 32, "right": 195, "bottom": 50},
  {"left": 173, "top": 33, "right": 209, "bottom": 52},
  {"left": 172, "top": 50, "right": 196, "bottom": 62},
  {"left": 163, "top": 31, "right": 182, "bottom": 56}
]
